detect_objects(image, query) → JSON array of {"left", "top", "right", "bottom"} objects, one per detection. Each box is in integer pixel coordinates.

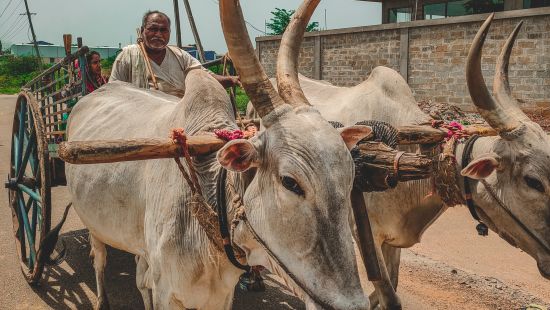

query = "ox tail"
[{"left": 36, "top": 203, "right": 72, "bottom": 266}]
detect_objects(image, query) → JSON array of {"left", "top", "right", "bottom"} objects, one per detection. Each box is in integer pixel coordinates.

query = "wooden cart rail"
[{"left": 23, "top": 46, "right": 89, "bottom": 90}]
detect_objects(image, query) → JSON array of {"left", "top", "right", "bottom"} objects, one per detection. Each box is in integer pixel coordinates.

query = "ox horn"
[
  {"left": 219, "top": 0, "right": 285, "bottom": 119},
  {"left": 494, "top": 21, "right": 530, "bottom": 122},
  {"left": 276, "top": 0, "right": 320, "bottom": 106},
  {"left": 466, "top": 14, "right": 521, "bottom": 134}
]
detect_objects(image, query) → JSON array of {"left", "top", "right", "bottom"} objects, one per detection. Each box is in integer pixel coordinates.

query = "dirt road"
[{"left": 0, "top": 94, "right": 548, "bottom": 309}]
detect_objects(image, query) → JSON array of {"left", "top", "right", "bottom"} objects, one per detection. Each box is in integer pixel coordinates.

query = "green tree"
[{"left": 266, "top": 8, "right": 319, "bottom": 35}]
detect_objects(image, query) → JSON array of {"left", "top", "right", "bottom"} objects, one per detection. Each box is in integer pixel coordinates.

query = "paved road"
[{"left": 1, "top": 94, "right": 548, "bottom": 309}]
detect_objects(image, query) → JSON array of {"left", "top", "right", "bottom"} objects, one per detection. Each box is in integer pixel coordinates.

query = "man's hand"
[{"left": 212, "top": 73, "right": 242, "bottom": 89}]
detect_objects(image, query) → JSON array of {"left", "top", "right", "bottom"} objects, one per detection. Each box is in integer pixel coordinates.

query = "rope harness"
[{"left": 461, "top": 135, "right": 550, "bottom": 253}]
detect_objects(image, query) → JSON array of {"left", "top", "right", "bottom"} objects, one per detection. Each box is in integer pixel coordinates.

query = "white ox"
[
  {"left": 250, "top": 4, "right": 550, "bottom": 309},
  {"left": 65, "top": 0, "right": 372, "bottom": 309}
]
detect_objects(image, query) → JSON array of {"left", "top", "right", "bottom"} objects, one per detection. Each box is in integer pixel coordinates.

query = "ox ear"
[
  {"left": 217, "top": 139, "right": 259, "bottom": 172},
  {"left": 338, "top": 125, "right": 373, "bottom": 150},
  {"left": 461, "top": 154, "right": 501, "bottom": 180}
]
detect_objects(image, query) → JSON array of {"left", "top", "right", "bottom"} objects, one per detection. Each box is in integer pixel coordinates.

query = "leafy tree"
[{"left": 266, "top": 8, "right": 319, "bottom": 35}]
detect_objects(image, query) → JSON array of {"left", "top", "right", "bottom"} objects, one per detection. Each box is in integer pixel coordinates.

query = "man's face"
[
  {"left": 142, "top": 14, "right": 170, "bottom": 51},
  {"left": 90, "top": 54, "right": 101, "bottom": 76}
]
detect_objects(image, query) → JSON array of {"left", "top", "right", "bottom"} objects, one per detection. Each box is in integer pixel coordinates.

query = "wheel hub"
[{"left": 4, "top": 176, "right": 18, "bottom": 190}]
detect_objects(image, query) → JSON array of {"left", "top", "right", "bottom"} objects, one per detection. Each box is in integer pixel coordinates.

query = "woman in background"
[{"left": 86, "top": 51, "right": 108, "bottom": 92}]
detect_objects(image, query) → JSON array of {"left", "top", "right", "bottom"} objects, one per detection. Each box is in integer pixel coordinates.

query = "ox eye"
[
  {"left": 281, "top": 176, "right": 304, "bottom": 196},
  {"left": 524, "top": 176, "right": 545, "bottom": 193}
]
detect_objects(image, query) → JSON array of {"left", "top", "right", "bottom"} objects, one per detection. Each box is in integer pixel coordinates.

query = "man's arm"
[
  {"left": 109, "top": 50, "right": 130, "bottom": 82},
  {"left": 211, "top": 73, "right": 241, "bottom": 89}
]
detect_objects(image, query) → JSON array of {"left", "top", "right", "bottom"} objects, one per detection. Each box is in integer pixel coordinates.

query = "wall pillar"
[
  {"left": 314, "top": 35, "right": 322, "bottom": 80},
  {"left": 399, "top": 27, "right": 409, "bottom": 81}
]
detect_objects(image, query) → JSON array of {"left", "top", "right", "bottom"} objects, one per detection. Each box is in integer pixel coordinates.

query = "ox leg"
[
  {"left": 135, "top": 255, "right": 154, "bottom": 310},
  {"left": 382, "top": 244, "right": 401, "bottom": 291},
  {"left": 369, "top": 243, "right": 401, "bottom": 310},
  {"left": 90, "top": 235, "right": 110, "bottom": 310}
]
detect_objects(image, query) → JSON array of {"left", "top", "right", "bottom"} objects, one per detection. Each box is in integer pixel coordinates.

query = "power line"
[
  {"left": 3, "top": 17, "right": 27, "bottom": 43},
  {"left": 0, "top": 14, "right": 24, "bottom": 40},
  {"left": 207, "top": 0, "right": 266, "bottom": 35},
  {"left": 0, "top": 0, "right": 15, "bottom": 20},
  {"left": 0, "top": 0, "right": 23, "bottom": 30},
  {"left": 5, "top": 21, "right": 27, "bottom": 44},
  {"left": 3, "top": 16, "right": 27, "bottom": 41}
]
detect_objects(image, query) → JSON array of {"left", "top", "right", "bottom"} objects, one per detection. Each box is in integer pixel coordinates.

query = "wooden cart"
[{"left": 5, "top": 43, "right": 89, "bottom": 284}]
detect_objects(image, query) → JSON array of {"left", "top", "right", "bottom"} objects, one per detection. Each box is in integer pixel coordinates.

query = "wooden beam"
[
  {"left": 59, "top": 136, "right": 226, "bottom": 165},
  {"left": 397, "top": 125, "right": 497, "bottom": 145},
  {"left": 58, "top": 124, "right": 497, "bottom": 166}
]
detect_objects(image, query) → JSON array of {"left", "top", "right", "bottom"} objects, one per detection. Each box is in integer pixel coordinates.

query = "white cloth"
[{"left": 109, "top": 44, "right": 203, "bottom": 97}]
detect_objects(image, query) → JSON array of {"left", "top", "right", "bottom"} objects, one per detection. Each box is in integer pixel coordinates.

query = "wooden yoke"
[
  {"left": 59, "top": 135, "right": 226, "bottom": 164},
  {"left": 58, "top": 124, "right": 497, "bottom": 168}
]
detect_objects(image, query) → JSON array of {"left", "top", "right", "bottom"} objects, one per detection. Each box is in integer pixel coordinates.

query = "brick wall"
[{"left": 257, "top": 8, "right": 550, "bottom": 111}]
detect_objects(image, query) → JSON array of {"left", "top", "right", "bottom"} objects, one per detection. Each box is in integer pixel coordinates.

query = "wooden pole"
[
  {"left": 182, "top": 0, "right": 206, "bottom": 63},
  {"left": 136, "top": 28, "right": 159, "bottom": 90},
  {"left": 396, "top": 125, "right": 497, "bottom": 145},
  {"left": 58, "top": 124, "right": 497, "bottom": 166},
  {"left": 23, "top": 0, "right": 41, "bottom": 69},
  {"left": 173, "top": 0, "right": 183, "bottom": 48},
  {"left": 59, "top": 135, "right": 227, "bottom": 165},
  {"left": 351, "top": 189, "right": 382, "bottom": 281}
]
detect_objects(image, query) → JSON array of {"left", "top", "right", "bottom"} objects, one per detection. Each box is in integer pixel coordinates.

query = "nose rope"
[
  {"left": 479, "top": 179, "right": 550, "bottom": 254},
  {"left": 233, "top": 208, "right": 337, "bottom": 310}
]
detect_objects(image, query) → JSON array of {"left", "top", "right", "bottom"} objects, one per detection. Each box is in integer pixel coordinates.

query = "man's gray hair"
[{"left": 141, "top": 10, "right": 171, "bottom": 30}]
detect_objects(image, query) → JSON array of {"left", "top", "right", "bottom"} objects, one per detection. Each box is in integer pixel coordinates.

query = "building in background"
[
  {"left": 358, "top": 0, "right": 550, "bottom": 23},
  {"left": 10, "top": 42, "right": 217, "bottom": 64},
  {"left": 10, "top": 42, "right": 121, "bottom": 64}
]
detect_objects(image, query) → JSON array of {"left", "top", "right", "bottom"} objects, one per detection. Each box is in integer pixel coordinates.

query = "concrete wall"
[{"left": 256, "top": 7, "right": 550, "bottom": 111}]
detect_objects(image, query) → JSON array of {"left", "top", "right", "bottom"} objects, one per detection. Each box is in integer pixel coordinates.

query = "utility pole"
[
  {"left": 23, "top": 0, "right": 41, "bottom": 67},
  {"left": 182, "top": 0, "right": 206, "bottom": 63},
  {"left": 173, "top": 0, "right": 182, "bottom": 48}
]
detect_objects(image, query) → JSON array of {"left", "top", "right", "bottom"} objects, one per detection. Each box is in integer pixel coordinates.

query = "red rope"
[
  {"left": 431, "top": 120, "right": 468, "bottom": 141},
  {"left": 170, "top": 128, "right": 202, "bottom": 196}
]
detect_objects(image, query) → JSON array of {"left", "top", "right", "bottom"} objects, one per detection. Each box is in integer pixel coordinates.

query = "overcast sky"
[{"left": 0, "top": 0, "right": 381, "bottom": 53}]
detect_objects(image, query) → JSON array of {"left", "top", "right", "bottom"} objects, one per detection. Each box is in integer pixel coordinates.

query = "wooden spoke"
[{"left": 8, "top": 93, "right": 51, "bottom": 285}]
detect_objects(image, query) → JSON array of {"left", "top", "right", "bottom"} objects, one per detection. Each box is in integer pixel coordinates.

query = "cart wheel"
[{"left": 5, "top": 92, "right": 51, "bottom": 285}]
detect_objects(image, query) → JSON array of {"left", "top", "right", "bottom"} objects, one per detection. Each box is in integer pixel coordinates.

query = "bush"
[{"left": 0, "top": 55, "right": 43, "bottom": 94}]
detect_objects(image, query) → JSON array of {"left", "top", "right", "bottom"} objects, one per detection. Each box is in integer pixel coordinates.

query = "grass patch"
[
  {"left": 234, "top": 87, "right": 249, "bottom": 113},
  {"left": 0, "top": 55, "right": 43, "bottom": 94}
]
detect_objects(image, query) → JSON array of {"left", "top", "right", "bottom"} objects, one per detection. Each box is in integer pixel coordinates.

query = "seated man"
[
  {"left": 86, "top": 51, "right": 108, "bottom": 93},
  {"left": 110, "top": 10, "right": 239, "bottom": 97}
]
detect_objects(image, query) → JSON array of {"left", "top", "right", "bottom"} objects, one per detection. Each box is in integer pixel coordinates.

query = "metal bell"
[{"left": 476, "top": 223, "right": 489, "bottom": 236}]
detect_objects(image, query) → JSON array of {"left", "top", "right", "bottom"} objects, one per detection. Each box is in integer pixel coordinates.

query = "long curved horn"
[
  {"left": 466, "top": 14, "right": 521, "bottom": 133},
  {"left": 220, "top": 0, "right": 285, "bottom": 119},
  {"left": 276, "top": 0, "right": 320, "bottom": 106},
  {"left": 493, "top": 21, "right": 530, "bottom": 122}
]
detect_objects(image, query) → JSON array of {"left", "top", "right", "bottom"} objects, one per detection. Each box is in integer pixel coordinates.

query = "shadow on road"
[
  {"left": 34, "top": 229, "right": 143, "bottom": 309},
  {"left": 31, "top": 229, "right": 304, "bottom": 309}
]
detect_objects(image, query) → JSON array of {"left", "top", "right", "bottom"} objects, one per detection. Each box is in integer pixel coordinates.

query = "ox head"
[
  {"left": 216, "top": 0, "right": 371, "bottom": 308},
  {"left": 464, "top": 14, "right": 550, "bottom": 279}
]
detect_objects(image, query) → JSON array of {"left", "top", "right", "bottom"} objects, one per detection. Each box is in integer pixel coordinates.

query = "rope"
[
  {"left": 432, "top": 120, "right": 469, "bottom": 141},
  {"left": 171, "top": 128, "right": 202, "bottom": 196}
]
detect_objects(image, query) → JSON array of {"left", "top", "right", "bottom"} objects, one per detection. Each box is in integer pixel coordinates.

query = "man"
[{"left": 110, "top": 10, "right": 239, "bottom": 97}]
